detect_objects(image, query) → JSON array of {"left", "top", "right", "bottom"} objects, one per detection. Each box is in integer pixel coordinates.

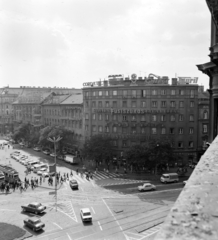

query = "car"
[
  {"left": 37, "top": 168, "right": 47, "bottom": 175},
  {"left": 42, "top": 172, "right": 55, "bottom": 178},
  {"left": 20, "top": 159, "right": 29, "bottom": 165},
  {"left": 69, "top": 179, "right": 79, "bottom": 190},
  {"left": 24, "top": 217, "right": 45, "bottom": 232},
  {"left": 138, "top": 183, "right": 156, "bottom": 192},
  {"left": 183, "top": 180, "right": 187, "bottom": 185},
  {"left": 57, "top": 155, "right": 66, "bottom": 160},
  {"left": 21, "top": 202, "right": 46, "bottom": 214},
  {"left": 10, "top": 151, "right": 20, "bottom": 157},
  {"left": 42, "top": 150, "right": 50, "bottom": 155},
  {"left": 80, "top": 208, "right": 92, "bottom": 222},
  {"left": 33, "top": 147, "right": 41, "bottom": 152},
  {"left": 50, "top": 153, "right": 57, "bottom": 157}
]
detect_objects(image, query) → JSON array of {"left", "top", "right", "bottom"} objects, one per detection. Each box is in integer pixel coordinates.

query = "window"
[
  {"left": 123, "top": 90, "right": 127, "bottom": 97},
  {"left": 113, "top": 126, "right": 117, "bottom": 133},
  {"left": 85, "top": 113, "right": 89, "bottom": 120},
  {"left": 141, "top": 90, "right": 147, "bottom": 97},
  {"left": 122, "top": 140, "right": 127, "bottom": 147},
  {"left": 92, "top": 113, "right": 96, "bottom": 120},
  {"left": 203, "top": 111, "right": 208, "bottom": 119},
  {"left": 113, "top": 140, "right": 118, "bottom": 147},
  {"left": 141, "top": 127, "right": 145, "bottom": 133},
  {"left": 161, "top": 115, "right": 166, "bottom": 122},
  {"left": 123, "top": 115, "right": 127, "bottom": 121},
  {"left": 170, "top": 101, "right": 176, "bottom": 107},
  {"left": 98, "top": 126, "right": 103, "bottom": 132},
  {"left": 189, "top": 141, "right": 194, "bottom": 148},
  {"left": 113, "top": 115, "right": 117, "bottom": 120},
  {"left": 98, "top": 101, "right": 102, "bottom": 107},
  {"left": 85, "top": 92, "right": 89, "bottom": 97},
  {"left": 92, "top": 101, "right": 96, "bottom": 107},
  {"left": 105, "top": 126, "right": 109, "bottom": 132},
  {"left": 105, "top": 101, "right": 109, "bottom": 107},
  {"left": 113, "top": 101, "right": 117, "bottom": 108},
  {"left": 179, "top": 89, "right": 184, "bottom": 95},
  {"left": 190, "top": 101, "right": 194, "bottom": 107},
  {"left": 105, "top": 114, "right": 109, "bottom": 120},
  {"left": 170, "top": 115, "right": 175, "bottom": 121},
  {"left": 189, "top": 114, "right": 194, "bottom": 121},
  {"left": 122, "top": 127, "right": 127, "bottom": 134},
  {"left": 132, "top": 101, "right": 136, "bottom": 107},
  {"left": 131, "top": 115, "right": 136, "bottom": 121},
  {"left": 152, "top": 101, "right": 157, "bottom": 107},
  {"left": 152, "top": 115, "right": 157, "bottom": 121},
  {"left": 93, "top": 91, "right": 96, "bottom": 97},
  {"left": 132, "top": 127, "right": 136, "bottom": 134},
  {"left": 113, "top": 90, "right": 117, "bottom": 96},
  {"left": 171, "top": 89, "right": 176, "bottom": 95},
  {"left": 178, "top": 142, "right": 183, "bottom": 148},
  {"left": 161, "top": 128, "right": 166, "bottom": 134},
  {"left": 141, "top": 115, "right": 146, "bottom": 121},
  {"left": 179, "top": 101, "right": 184, "bottom": 108},
  {"left": 85, "top": 101, "right": 89, "bottom": 107},
  {"left": 151, "top": 127, "right": 157, "bottom": 134},
  {"left": 85, "top": 125, "right": 88, "bottom": 131},
  {"left": 92, "top": 125, "right": 96, "bottom": 132},
  {"left": 105, "top": 90, "right": 109, "bottom": 96},
  {"left": 161, "top": 101, "right": 166, "bottom": 107},
  {"left": 161, "top": 89, "right": 167, "bottom": 95},
  {"left": 170, "top": 128, "right": 174, "bottom": 134},
  {"left": 141, "top": 101, "right": 146, "bottom": 107},
  {"left": 98, "top": 114, "right": 102, "bottom": 120},
  {"left": 189, "top": 127, "right": 194, "bottom": 134},
  {"left": 99, "top": 91, "right": 102, "bottom": 96},
  {"left": 179, "top": 128, "right": 184, "bottom": 134},
  {"left": 190, "top": 90, "right": 194, "bottom": 98},
  {"left": 132, "top": 90, "right": 136, "bottom": 97},
  {"left": 179, "top": 114, "right": 184, "bottom": 121},
  {"left": 151, "top": 89, "right": 157, "bottom": 95},
  {"left": 203, "top": 124, "right": 208, "bottom": 133},
  {"left": 123, "top": 101, "right": 127, "bottom": 108}
]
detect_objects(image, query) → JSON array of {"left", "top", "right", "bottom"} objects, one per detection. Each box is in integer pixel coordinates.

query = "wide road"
[{"left": 0, "top": 141, "right": 183, "bottom": 239}]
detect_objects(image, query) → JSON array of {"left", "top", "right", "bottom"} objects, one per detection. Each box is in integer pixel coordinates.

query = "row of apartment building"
[{"left": 0, "top": 75, "right": 209, "bottom": 164}]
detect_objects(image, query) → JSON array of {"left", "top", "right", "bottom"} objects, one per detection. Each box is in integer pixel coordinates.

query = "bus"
[
  {"left": 0, "top": 171, "right": 5, "bottom": 184},
  {"left": 0, "top": 164, "right": 19, "bottom": 183}
]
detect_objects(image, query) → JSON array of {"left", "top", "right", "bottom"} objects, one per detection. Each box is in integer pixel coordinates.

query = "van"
[
  {"left": 160, "top": 173, "right": 179, "bottom": 183},
  {"left": 33, "top": 163, "right": 48, "bottom": 173},
  {"left": 27, "top": 160, "right": 40, "bottom": 170}
]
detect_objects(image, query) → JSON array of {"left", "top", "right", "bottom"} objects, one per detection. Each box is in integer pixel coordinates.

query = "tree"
[
  {"left": 12, "top": 123, "right": 32, "bottom": 143},
  {"left": 82, "top": 135, "right": 114, "bottom": 167}
]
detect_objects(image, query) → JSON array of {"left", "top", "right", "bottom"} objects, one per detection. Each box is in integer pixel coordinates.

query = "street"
[{"left": 0, "top": 141, "right": 183, "bottom": 240}]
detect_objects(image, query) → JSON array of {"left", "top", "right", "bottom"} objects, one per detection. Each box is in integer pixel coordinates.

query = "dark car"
[
  {"left": 70, "top": 179, "right": 79, "bottom": 190},
  {"left": 24, "top": 217, "right": 45, "bottom": 232},
  {"left": 21, "top": 202, "right": 46, "bottom": 215}
]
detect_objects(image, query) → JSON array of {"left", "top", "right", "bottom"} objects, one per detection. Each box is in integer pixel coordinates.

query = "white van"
[
  {"left": 160, "top": 173, "right": 179, "bottom": 183},
  {"left": 33, "top": 163, "right": 48, "bottom": 173},
  {"left": 27, "top": 160, "right": 41, "bottom": 170}
]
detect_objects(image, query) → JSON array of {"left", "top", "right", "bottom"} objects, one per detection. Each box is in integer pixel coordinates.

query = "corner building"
[{"left": 83, "top": 75, "right": 204, "bottom": 164}]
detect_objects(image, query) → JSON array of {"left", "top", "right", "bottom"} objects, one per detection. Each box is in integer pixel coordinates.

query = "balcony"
[{"left": 154, "top": 136, "right": 218, "bottom": 240}]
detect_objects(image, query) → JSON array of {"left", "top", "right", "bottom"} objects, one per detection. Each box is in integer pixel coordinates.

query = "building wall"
[{"left": 83, "top": 79, "right": 202, "bottom": 163}]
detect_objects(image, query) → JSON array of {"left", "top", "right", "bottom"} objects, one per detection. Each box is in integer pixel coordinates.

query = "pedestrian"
[
  {"left": 76, "top": 169, "right": 79, "bottom": 175},
  {"left": 67, "top": 173, "right": 69, "bottom": 180},
  {"left": 70, "top": 170, "right": 73, "bottom": 177},
  {"left": 40, "top": 176, "right": 42, "bottom": 185}
]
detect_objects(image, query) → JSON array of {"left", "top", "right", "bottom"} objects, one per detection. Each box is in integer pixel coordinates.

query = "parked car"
[
  {"left": 42, "top": 150, "right": 50, "bottom": 155},
  {"left": 138, "top": 183, "right": 156, "bottom": 192},
  {"left": 24, "top": 217, "right": 45, "bottom": 232},
  {"left": 37, "top": 168, "right": 47, "bottom": 175},
  {"left": 50, "top": 153, "right": 57, "bottom": 158},
  {"left": 33, "top": 147, "right": 41, "bottom": 152},
  {"left": 21, "top": 202, "right": 46, "bottom": 214},
  {"left": 57, "top": 155, "right": 66, "bottom": 160},
  {"left": 10, "top": 151, "right": 20, "bottom": 157},
  {"left": 42, "top": 172, "right": 55, "bottom": 178},
  {"left": 69, "top": 179, "right": 79, "bottom": 190},
  {"left": 80, "top": 208, "right": 92, "bottom": 222}
]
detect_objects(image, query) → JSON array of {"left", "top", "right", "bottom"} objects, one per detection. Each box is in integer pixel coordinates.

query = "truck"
[{"left": 64, "top": 154, "right": 80, "bottom": 165}]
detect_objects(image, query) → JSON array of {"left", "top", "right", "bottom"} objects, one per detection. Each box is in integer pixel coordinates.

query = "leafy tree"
[
  {"left": 12, "top": 123, "right": 32, "bottom": 142},
  {"left": 82, "top": 135, "right": 114, "bottom": 167}
]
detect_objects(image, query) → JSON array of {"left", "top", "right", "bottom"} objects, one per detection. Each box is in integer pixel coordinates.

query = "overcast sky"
[{"left": 0, "top": 0, "right": 211, "bottom": 89}]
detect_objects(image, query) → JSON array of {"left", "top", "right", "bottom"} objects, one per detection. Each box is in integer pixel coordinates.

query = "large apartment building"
[{"left": 83, "top": 74, "right": 209, "bottom": 164}]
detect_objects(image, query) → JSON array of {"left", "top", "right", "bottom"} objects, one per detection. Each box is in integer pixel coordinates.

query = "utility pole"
[{"left": 47, "top": 136, "right": 62, "bottom": 212}]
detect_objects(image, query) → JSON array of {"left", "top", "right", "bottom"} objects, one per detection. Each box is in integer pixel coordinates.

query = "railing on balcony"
[{"left": 154, "top": 136, "right": 218, "bottom": 240}]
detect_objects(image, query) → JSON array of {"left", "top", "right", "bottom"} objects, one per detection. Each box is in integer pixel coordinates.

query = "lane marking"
[
  {"left": 98, "top": 221, "right": 102, "bottom": 231},
  {"left": 91, "top": 207, "right": 95, "bottom": 214},
  {"left": 102, "top": 198, "right": 123, "bottom": 231},
  {"left": 52, "top": 222, "right": 63, "bottom": 230},
  {"left": 67, "top": 233, "right": 72, "bottom": 240}
]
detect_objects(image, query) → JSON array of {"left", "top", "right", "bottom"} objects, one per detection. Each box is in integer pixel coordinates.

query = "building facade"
[{"left": 83, "top": 75, "right": 208, "bottom": 164}]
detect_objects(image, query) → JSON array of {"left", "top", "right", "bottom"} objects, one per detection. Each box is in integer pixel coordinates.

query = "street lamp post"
[
  {"left": 155, "top": 143, "right": 159, "bottom": 175},
  {"left": 47, "top": 136, "right": 62, "bottom": 212}
]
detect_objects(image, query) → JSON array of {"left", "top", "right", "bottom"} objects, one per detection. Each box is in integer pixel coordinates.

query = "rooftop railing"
[{"left": 155, "top": 135, "right": 218, "bottom": 240}]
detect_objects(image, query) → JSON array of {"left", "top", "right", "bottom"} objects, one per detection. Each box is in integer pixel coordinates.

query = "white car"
[
  {"left": 50, "top": 153, "right": 57, "bottom": 157},
  {"left": 138, "top": 183, "right": 156, "bottom": 192},
  {"left": 33, "top": 147, "right": 41, "bottom": 152},
  {"left": 37, "top": 168, "right": 47, "bottom": 175},
  {"left": 42, "top": 172, "right": 55, "bottom": 178},
  {"left": 80, "top": 208, "right": 92, "bottom": 222},
  {"left": 43, "top": 150, "right": 50, "bottom": 155}
]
